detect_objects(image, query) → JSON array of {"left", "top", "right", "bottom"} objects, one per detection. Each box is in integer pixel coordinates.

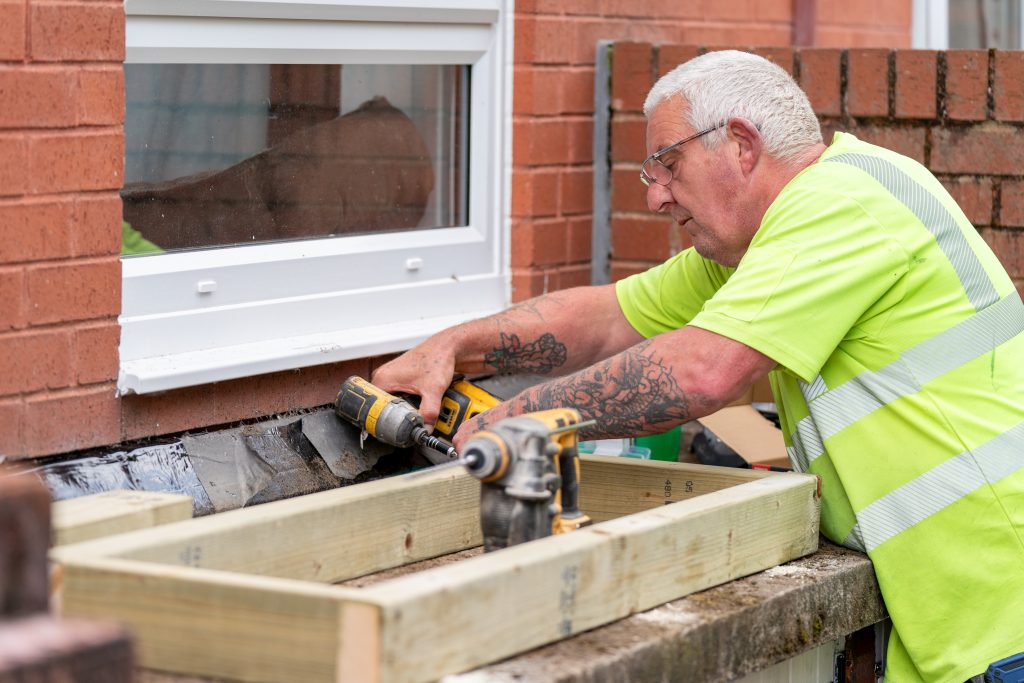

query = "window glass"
[
  {"left": 948, "top": 0, "right": 1021, "bottom": 48},
  {"left": 122, "top": 63, "right": 468, "bottom": 255}
]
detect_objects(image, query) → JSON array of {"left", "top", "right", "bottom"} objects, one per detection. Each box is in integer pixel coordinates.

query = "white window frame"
[
  {"left": 118, "top": 0, "right": 512, "bottom": 394},
  {"left": 913, "top": 0, "right": 1024, "bottom": 48}
]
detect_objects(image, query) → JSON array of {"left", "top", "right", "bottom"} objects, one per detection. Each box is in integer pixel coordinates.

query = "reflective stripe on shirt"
[
  {"left": 824, "top": 153, "right": 1000, "bottom": 312},
  {"left": 844, "top": 419, "right": 1024, "bottom": 551},
  {"left": 787, "top": 292, "right": 1024, "bottom": 469}
]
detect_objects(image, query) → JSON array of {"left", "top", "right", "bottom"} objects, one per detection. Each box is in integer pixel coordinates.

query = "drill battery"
[{"left": 986, "top": 652, "right": 1024, "bottom": 683}]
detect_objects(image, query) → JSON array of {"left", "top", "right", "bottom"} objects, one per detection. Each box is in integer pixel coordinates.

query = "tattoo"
[
  {"left": 517, "top": 340, "right": 694, "bottom": 439},
  {"left": 484, "top": 332, "right": 567, "bottom": 376}
]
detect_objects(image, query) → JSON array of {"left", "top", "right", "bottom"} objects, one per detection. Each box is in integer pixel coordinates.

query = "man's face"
[{"left": 644, "top": 97, "right": 751, "bottom": 267}]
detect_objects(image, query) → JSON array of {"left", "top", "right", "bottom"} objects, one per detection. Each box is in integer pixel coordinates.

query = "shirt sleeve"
[
  {"left": 615, "top": 248, "right": 732, "bottom": 338},
  {"left": 689, "top": 186, "right": 909, "bottom": 382}
]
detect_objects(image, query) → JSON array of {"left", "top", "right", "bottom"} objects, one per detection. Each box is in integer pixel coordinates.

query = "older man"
[{"left": 372, "top": 50, "right": 1024, "bottom": 681}]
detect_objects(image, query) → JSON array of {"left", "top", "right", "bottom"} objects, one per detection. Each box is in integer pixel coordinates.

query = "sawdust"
[{"left": 337, "top": 547, "right": 484, "bottom": 587}]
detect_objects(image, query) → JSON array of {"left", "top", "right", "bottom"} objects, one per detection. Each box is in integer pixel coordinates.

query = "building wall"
[
  {"left": 0, "top": 0, "right": 913, "bottom": 458},
  {"left": 607, "top": 44, "right": 1024, "bottom": 305}
]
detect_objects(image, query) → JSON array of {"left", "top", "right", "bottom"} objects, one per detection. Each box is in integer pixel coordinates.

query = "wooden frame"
[
  {"left": 52, "top": 490, "right": 193, "bottom": 547},
  {"left": 51, "top": 456, "right": 820, "bottom": 683}
]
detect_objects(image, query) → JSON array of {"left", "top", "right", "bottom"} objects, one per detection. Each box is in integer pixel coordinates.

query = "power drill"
[
  {"left": 432, "top": 378, "right": 501, "bottom": 442},
  {"left": 461, "top": 409, "right": 592, "bottom": 552},
  {"left": 335, "top": 376, "right": 458, "bottom": 462}
]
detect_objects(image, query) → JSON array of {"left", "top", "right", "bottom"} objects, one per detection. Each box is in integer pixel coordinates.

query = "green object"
[
  {"left": 635, "top": 426, "right": 682, "bottom": 462},
  {"left": 121, "top": 220, "right": 163, "bottom": 256}
]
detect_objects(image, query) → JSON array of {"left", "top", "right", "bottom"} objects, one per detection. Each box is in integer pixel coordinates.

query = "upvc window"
[
  {"left": 118, "top": 0, "right": 510, "bottom": 394},
  {"left": 913, "top": 0, "right": 1024, "bottom": 48}
]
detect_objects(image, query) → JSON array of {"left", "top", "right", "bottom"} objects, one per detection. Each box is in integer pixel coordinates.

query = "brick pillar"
[{"left": 0, "top": 0, "right": 125, "bottom": 457}]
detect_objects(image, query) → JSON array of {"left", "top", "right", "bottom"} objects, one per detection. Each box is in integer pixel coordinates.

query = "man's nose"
[{"left": 645, "top": 182, "right": 673, "bottom": 213}]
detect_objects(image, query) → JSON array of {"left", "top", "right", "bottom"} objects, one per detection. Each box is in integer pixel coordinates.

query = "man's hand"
[{"left": 371, "top": 341, "right": 456, "bottom": 431}]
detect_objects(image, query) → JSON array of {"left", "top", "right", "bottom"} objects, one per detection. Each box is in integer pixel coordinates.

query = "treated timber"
[
  {"left": 52, "top": 490, "right": 194, "bottom": 546},
  {"left": 52, "top": 457, "right": 820, "bottom": 683}
]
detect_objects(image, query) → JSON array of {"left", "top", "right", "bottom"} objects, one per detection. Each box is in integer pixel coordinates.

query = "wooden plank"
[
  {"left": 579, "top": 454, "right": 768, "bottom": 522},
  {"left": 52, "top": 466, "right": 481, "bottom": 584},
  {"left": 52, "top": 490, "right": 193, "bottom": 547},
  {"left": 59, "top": 556, "right": 360, "bottom": 683},
  {"left": 348, "top": 473, "right": 820, "bottom": 683}
]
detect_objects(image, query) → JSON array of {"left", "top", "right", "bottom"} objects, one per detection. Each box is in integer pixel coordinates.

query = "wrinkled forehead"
[{"left": 645, "top": 96, "right": 695, "bottom": 150}]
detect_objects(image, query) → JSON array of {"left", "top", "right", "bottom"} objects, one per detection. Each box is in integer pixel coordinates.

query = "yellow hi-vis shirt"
[{"left": 616, "top": 132, "right": 1024, "bottom": 682}]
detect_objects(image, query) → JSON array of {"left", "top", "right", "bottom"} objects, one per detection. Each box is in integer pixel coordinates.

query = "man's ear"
[{"left": 727, "top": 117, "right": 762, "bottom": 176}]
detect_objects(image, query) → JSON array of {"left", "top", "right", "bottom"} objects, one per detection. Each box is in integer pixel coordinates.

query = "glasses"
[{"left": 640, "top": 122, "right": 726, "bottom": 187}]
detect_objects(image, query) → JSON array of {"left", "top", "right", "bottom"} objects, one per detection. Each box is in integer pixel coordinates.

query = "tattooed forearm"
[
  {"left": 484, "top": 332, "right": 568, "bottom": 376},
  {"left": 515, "top": 340, "right": 695, "bottom": 439}
]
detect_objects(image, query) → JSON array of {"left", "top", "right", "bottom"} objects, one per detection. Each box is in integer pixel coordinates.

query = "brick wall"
[
  {"left": 606, "top": 44, "right": 1024, "bottom": 302},
  {"left": 0, "top": 0, "right": 912, "bottom": 458}
]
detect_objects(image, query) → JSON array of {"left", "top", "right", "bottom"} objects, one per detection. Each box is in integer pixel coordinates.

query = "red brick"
[
  {"left": 513, "top": 118, "right": 572, "bottom": 166},
  {"left": 0, "top": 198, "right": 74, "bottom": 263},
  {"left": 515, "top": 15, "right": 575, "bottom": 65},
  {"left": 561, "top": 167, "right": 593, "bottom": 215},
  {"left": 612, "top": 215, "right": 673, "bottom": 260},
  {"left": 511, "top": 167, "right": 560, "bottom": 218},
  {"left": 78, "top": 67, "right": 124, "bottom": 125},
  {"left": 980, "top": 228, "right": 1024, "bottom": 278},
  {"left": 940, "top": 177, "right": 993, "bottom": 227},
  {"left": 993, "top": 51, "right": 1024, "bottom": 122},
  {"left": 511, "top": 268, "right": 546, "bottom": 300},
  {"left": 0, "top": 267, "right": 25, "bottom": 332},
  {"left": 0, "top": 134, "right": 30, "bottom": 197},
  {"left": 26, "top": 258, "right": 120, "bottom": 325},
  {"left": 611, "top": 42, "right": 653, "bottom": 112},
  {"left": 849, "top": 124, "right": 926, "bottom": 165},
  {"left": 29, "top": 130, "right": 124, "bottom": 194},
  {"left": 568, "top": 118, "right": 593, "bottom": 164},
  {"left": 610, "top": 262, "right": 648, "bottom": 281},
  {"left": 566, "top": 215, "right": 592, "bottom": 261},
  {"left": 751, "top": 47, "right": 794, "bottom": 75},
  {"left": 513, "top": 66, "right": 536, "bottom": 115},
  {"left": 0, "top": 67, "right": 76, "bottom": 129},
  {"left": 0, "top": 397, "right": 23, "bottom": 454},
  {"left": 657, "top": 45, "right": 701, "bottom": 78},
  {"left": 555, "top": 264, "right": 591, "bottom": 288},
  {"left": 944, "top": 50, "right": 988, "bottom": 122},
  {"left": 931, "top": 126, "right": 1024, "bottom": 175},
  {"left": 754, "top": 0, "right": 792, "bottom": 22},
  {"left": 894, "top": 50, "right": 937, "bottom": 119},
  {"left": 1000, "top": 179, "right": 1024, "bottom": 228},
  {"left": 0, "top": 1, "right": 25, "bottom": 61},
  {"left": 121, "top": 359, "right": 367, "bottom": 441},
  {"left": 29, "top": 3, "right": 124, "bottom": 63},
  {"left": 846, "top": 49, "right": 890, "bottom": 118},
  {"left": 611, "top": 167, "right": 648, "bottom": 213},
  {"left": 510, "top": 218, "right": 569, "bottom": 267},
  {"left": 0, "top": 329, "right": 73, "bottom": 395},
  {"left": 562, "top": 68, "right": 594, "bottom": 114},
  {"left": 23, "top": 385, "right": 120, "bottom": 456},
  {"left": 610, "top": 116, "right": 646, "bottom": 163},
  {"left": 73, "top": 321, "right": 120, "bottom": 385},
  {"left": 73, "top": 193, "right": 122, "bottom": 257},
  {"left": 798, "top": 49, "right": 842, "bottom": 117},
  {"left": 572, "top": 19, "right": 622, "bottom": 65}
]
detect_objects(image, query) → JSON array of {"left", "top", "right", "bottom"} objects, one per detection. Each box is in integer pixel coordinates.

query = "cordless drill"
[
  {"left": 335, "top": 376, "right": 458, "bottom": 462},
  {"left": 461, "top": 409, "right": 592, "bottom": 552}
]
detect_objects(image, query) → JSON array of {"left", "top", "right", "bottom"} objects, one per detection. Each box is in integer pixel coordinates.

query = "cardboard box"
[{"left": 696, "top": 404, "right": 790, "bottom": 470}]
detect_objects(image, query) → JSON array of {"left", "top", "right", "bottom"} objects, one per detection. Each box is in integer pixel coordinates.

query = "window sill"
[{"left": 117, "top": 308, "right": 497, "bottom": 395}]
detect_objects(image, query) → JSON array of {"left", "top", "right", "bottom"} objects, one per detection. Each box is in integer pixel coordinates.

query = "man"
[{"left": 372, "top": 50, "right": 1024, "bottom": 681}]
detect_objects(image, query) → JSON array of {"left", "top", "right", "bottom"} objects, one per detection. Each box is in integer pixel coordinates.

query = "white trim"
[
  {"left": 125, "top": 0, "right": 499, "bottom": 23},
  {"left": 119, "top": 0, "right": 511, "bottom": 393},
  {"left": 912, "top": 0, "right": 948, "bottom": 49}
]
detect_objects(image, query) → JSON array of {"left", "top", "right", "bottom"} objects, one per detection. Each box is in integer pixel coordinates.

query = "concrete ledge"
[{"left": 445, "top": 541, "right": 885, "bottom": 683}]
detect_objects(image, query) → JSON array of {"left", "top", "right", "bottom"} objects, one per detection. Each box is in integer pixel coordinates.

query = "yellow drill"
[
  {"left": 461, "top": 409, "right": 592, "bottom": 552},
  {"left": 335, "top": 376, "right": 458, "bottom": 461}
]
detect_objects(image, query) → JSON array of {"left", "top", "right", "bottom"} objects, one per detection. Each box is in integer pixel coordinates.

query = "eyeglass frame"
[{"left": 640, "top": 121, "right": 727, "bottom": 187}]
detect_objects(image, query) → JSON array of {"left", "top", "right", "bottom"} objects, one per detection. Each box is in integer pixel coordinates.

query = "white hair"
[{"left": 644, "top": 50, "right": 822, "bottom": 163}]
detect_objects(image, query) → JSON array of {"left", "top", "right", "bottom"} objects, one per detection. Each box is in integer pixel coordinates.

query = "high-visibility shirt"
[{"left": 616, "top": 132, "right": 1024, "bottom": 682}]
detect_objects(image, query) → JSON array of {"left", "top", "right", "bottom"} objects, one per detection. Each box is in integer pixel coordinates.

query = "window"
[
  {"left": 913, "top": 0, "right": 1024, "bottom": 48},
  {"left": 119, "top": 0, "right": 510, "bottom": 394}
]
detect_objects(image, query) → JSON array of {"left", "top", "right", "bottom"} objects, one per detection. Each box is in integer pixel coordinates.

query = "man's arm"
[
  {"left": 371, "top": 284, "right": 644, "bottom": 427},
  {"left": 452, "top": 325, "right": 776, "bottom": 450}
]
